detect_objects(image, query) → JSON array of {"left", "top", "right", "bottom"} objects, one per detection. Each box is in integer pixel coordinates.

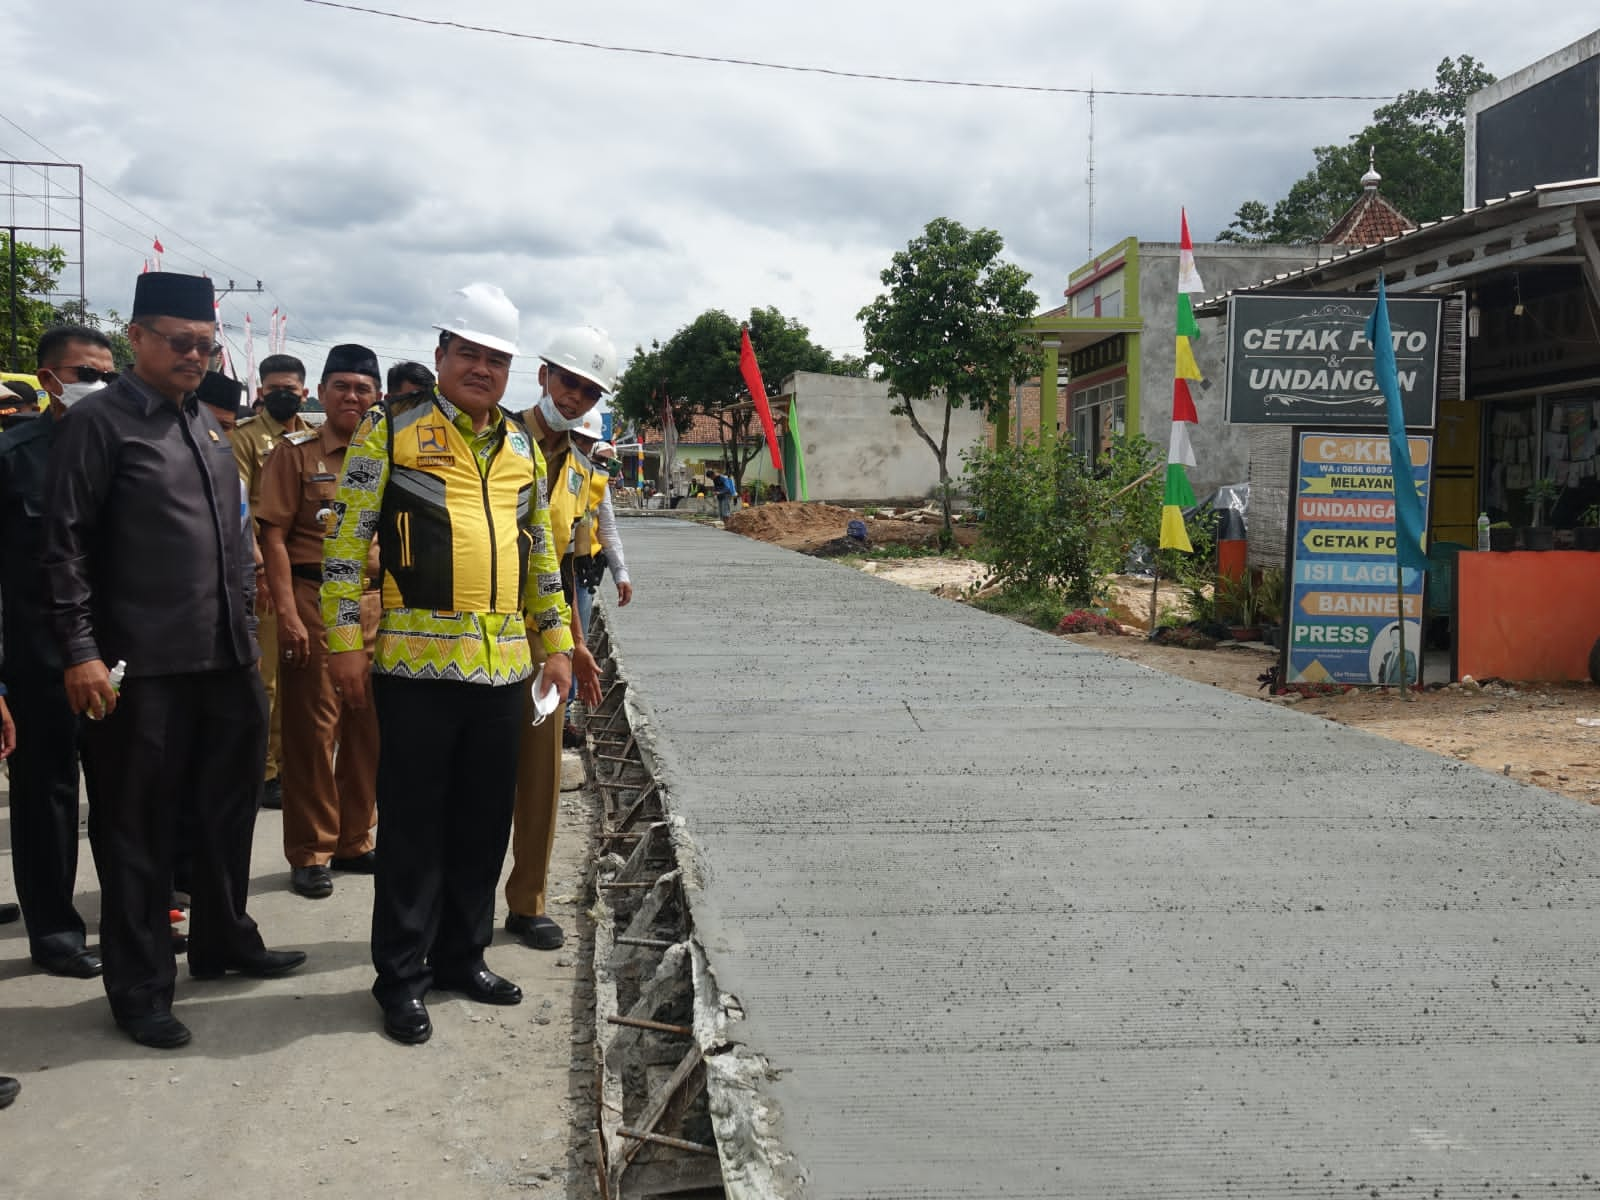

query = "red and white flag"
[{"left": 152, "top": 238, "right": 164, "bottom": 271}]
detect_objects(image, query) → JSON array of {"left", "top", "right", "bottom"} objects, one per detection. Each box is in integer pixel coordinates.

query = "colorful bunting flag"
[{"left": 1161, "top": 209, "right": 1205, "bottom": 553}]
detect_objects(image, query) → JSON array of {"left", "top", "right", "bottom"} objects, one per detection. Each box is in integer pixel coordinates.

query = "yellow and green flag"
[{"left": 1161, "top": 208, "right": 1205, "bottom": 553}]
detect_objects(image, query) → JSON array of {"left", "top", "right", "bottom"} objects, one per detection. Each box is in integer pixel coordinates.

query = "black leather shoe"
[
  {"left": 117, "top": 1011, "right": 192, "bottom": 1049},
  {"left": 260, "top": 778, "right": 282, "bottom": 810},
  {"left": 190, "top": 948, "right": 307, "bottom": 980},
  {"left": 291, "top": 865, "right": 333, "bottom": 898},
  {"left": 505, "top": 912, "right": 565, "bottom": 951},
  {"left": 34, "top": 948, "right": 103, "bottom": 979},
  {"left": 434, "top": 966, "right": 523, "bottom": 1006},
  {"left": 0, "top": 1075, "right": 18, "bottom": 1108},
  {"left": 0, "top": 902, "right": 19, "bottom": 925},
  {"left": 382, "top": 998, "right": 432, "bottom": 1044},
  {"left": 330, "top": 850, "right": 376, "bottom": 873}
]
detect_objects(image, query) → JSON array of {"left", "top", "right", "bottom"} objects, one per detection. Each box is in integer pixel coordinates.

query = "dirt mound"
[
  {"left": 725, "top": 502, "right": 860, "bottom": 550},
  {"left": 727, "top": 501, "right": 980, "bottom": 553}
]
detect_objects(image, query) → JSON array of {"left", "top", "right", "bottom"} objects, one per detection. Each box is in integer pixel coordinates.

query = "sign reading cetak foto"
[{"left": 1287, "top": 431, "right": 1433, "bottom": 686}]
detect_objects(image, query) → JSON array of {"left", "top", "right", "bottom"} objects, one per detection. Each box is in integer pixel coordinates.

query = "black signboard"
[{"left": 1224, "top": 293, "right": 1441, "bottom": 428}]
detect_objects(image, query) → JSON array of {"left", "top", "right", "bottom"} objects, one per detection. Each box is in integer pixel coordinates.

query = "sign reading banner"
[
  {"left": 1226, "top": 293, "right": 1441, "bottom": 427},
  {"left": 1287, "top": 431, "right": 1433, "bottom": 686}
]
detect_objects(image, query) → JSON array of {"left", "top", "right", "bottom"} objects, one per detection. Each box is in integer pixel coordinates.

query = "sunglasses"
[
  {"left": 55, "top": 365, "right": 120, "bottom": 384},
  {"left": 551, "top": 366, "right": 603, "bottom": 403},
  {"left": 144, "top": 329, "right": 223, "bottom": 358}
]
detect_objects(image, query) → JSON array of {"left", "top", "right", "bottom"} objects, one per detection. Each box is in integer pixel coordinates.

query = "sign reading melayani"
[{"left": 1224, "top": 292, "right": 1441, "bottom": 427}]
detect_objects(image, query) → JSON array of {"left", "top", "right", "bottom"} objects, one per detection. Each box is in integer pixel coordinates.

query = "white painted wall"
[{"left": 784, "top": 372, "right": 989, "bottom": 503}]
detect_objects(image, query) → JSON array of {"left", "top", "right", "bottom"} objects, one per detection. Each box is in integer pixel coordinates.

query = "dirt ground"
[
  {"left": 726, "top": 500, "right": 980, "bottom": 553},
  {"left": 841, "top": 550, "right": 1600, "bottom": 811}
]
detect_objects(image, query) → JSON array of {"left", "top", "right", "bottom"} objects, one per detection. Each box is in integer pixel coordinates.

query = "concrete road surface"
[{"left": 608, "top": 518, "right": 1600, "bottom": 1199}]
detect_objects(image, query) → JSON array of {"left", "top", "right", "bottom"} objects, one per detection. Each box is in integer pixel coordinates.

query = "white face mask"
[
  {"left": 536, "top": 391, "right": 585, "bottom": 433},
  {"left": 54, "top": 380, "right": 107, "bottom": 409}
]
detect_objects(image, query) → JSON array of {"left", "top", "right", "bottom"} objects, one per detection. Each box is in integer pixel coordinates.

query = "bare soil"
[{"left": 726, "top": 501, "right": 980, "bottom": 554}]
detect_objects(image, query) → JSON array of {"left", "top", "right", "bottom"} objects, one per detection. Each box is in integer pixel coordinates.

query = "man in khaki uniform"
[
  {"left": 234, "top": 354, "right": 309, "bottom": 809},
  {"left": 504, "top": 326, "right": 615, "bottom": 952},
  {"left": 258, "top": 345, "right": 381, "bottom": 899}
]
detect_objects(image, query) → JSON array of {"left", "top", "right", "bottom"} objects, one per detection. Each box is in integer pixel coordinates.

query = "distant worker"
[
  {"left": 260, "top": 345, "right": 382, "bottom": 900},
  {"left": 42, "top": 272, "right": 305, "bottom": 1050},
  {"left": 713, "top": 469, "right": 737, "bottom": 520},
  {"left": 503, "top": 325, "right": 615, "bottom": 952},
  {"left": 234, "top": 354, "right": 310, "bottom": 810},
  {"left": 323, "top": 283, "right": 573, "bottom": 1045}
]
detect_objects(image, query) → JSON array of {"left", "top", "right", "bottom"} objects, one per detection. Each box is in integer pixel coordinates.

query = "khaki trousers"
[
  {"left": 505, "top": 636, "right": 564, "bottom": 918},
  {"left": 280, "top": 579, "right": 380, "bottom": 868},
  {"left": 256, "top": 609, "right": 284, "bottom": 783}
]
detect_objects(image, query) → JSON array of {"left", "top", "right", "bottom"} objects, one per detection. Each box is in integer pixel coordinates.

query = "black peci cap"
[
  {"left": 131, "top": 272, "right": 215, "bottom": 322},
  {"left": 196, "top": 370, "right": 245, "bottom": 411},
  {"left": 322, "top": 343, "right": 381, "bottom": 382}
]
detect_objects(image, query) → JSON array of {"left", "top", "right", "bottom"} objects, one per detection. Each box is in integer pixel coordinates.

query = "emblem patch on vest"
[
  {"left": 416, "top": 425, "right": 448, "bottom": 453},
  {"left": 567, "top": 467, "right": 583, "bottom": 495}
]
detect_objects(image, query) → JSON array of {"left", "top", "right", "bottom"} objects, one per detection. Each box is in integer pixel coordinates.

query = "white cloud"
[{"left": 3, "top": 0, "right": 1597, "bottom": 376}]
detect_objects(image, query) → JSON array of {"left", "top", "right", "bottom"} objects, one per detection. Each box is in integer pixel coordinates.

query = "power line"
[
  {"left": 299, "top": 0, "right": 1396, "bottom": 102},
  {"left": 0, "top": 112, "right": 262, "bottom": 279}
]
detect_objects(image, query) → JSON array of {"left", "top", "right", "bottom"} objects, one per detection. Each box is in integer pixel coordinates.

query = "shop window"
[
  {"left": 1484, "top": 394, "right": 1600, "bottom": 526},
  {"left": 1071, "top": 377, "right": 1127, "bottom": 463}
]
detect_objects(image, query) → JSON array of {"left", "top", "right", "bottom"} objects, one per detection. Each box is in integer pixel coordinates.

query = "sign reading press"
[{"left": 1225, "top": 293, "right": 1442, "bottom": 427}]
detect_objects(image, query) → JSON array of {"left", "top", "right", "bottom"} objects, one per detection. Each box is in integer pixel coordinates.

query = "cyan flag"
[{"left": 1365, "top": 274, "right": 1430, "bottom": 573}]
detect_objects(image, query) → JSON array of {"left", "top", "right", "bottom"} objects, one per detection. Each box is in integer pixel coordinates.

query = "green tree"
[
  {"left": 612, "top": 305, "right": 839, "bottom": 493},
  {"left": 857, "top": 217, "right": 1040, "bottom": 548},
  {"left": 1, "top": 232, "right": 68, "bottom": 370},
  {"left": 52, "top": 301, "right": 134, "bottom": 371},
  {"left": 1217, "top": 55, "right": 1496, "bottom": 244}
]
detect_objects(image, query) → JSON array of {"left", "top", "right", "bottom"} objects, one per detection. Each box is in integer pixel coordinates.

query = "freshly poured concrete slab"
[{"left": 606, "top": 519, "right": 1600, "bottom": 1198}]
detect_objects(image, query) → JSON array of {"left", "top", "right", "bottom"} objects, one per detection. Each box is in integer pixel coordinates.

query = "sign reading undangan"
[{"left": 1224, "top": 292, "right": 1441, "bottom": 427}]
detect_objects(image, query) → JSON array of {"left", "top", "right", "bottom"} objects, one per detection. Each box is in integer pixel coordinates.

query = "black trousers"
[
  {"left": 80, "top": 666, "right": 268, "bottom": 1020},
  {"left": 6, "top": 676, "right": 87, "bottom": 959},
  {"left": 370, "top": 674, "right": 522, "bottom": 1006}
]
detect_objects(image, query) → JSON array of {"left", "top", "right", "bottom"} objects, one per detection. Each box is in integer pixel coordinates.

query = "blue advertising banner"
[{"left": 1287, "top": 431, "right": 1434, "bottom": 686}]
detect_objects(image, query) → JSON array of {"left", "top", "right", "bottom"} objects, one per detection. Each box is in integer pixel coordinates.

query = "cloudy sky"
[{"left": 1, "top": 1, "right": 1596, "bottom": 392}]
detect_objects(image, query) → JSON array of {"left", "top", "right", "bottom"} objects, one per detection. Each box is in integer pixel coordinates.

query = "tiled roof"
[
  {"left": 638, "top": 412, "right": 727, "bottom": 446},
  {"left": 1322, "top": 188, "right": 1415, "bottom": 247}
]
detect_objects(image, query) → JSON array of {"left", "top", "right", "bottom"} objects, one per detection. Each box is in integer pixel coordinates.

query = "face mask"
[
  {"left": 262, "top": 387, "right": 302, "bottom": 423},
  {"left": 54, "top": 380, "right": 106, "bottom": 409},
  {"left": 536, "top": 391, "right": 584, "bottom": 433}
]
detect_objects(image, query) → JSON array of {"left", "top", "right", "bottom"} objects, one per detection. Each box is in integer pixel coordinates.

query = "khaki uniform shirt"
[
  {"left": 258, "top": 424, "right": 356, "bottom": 570},
  {"left": 233, "top": 410, "right": 306, "bottom": 514}
]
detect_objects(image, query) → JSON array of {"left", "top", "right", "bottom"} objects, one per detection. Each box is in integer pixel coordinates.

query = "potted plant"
[
  {"left": 1217, "top": 571, "right": 1263, "bottom": 641},
  {"left": 1578, "top": 504, "right": 1600, "bottom": 551},
  {"left": 1522, "top": 477, "right": 1561, "bottom": 550},
  {"left": 1488, "top": 520, "right": 1515, "bottom": 551},
  {"left": 1255, "top": 567, "right": 1286, "bottom": 648}
]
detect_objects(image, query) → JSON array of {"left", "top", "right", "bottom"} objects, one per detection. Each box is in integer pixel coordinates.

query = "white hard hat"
[
  {"left": 592, "top": 440, "right": 616, "bottom": 458},
  {"left": 574, "top": 406, "right": 605, "bottom": 441},
  {"left": 541, "top": 325, "right": 618, "bottom": 394},
  {"left": 432, "top": 282, "right": 520, "bottom": 356}
]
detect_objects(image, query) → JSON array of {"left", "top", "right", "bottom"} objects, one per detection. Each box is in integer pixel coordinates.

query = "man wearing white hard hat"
[
  {"left": 503, "top": 325, "right": 617, "bottom": 953},
  {"left": 322, "top": 283, "right": 574, "bottom": 1045}
]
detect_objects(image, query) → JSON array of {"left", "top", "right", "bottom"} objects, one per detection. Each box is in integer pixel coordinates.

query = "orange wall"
[{"left": 1457, "top": 551, "right": 1600, "bottom": 681}]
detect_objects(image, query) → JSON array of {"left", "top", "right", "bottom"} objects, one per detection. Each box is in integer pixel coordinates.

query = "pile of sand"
[
  {"left": 726, "top": 502, "right": 981, "bottom": 554},
  {"left": 724, "top": 502, "right": 861, "bottom": 550}
]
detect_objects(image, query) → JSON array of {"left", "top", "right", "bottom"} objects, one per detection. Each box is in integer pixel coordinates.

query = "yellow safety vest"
[
  {"left": 583, "top": 469, "right": 610, "bottom": 557},
  {"left": 380, "top": 395, "right": 537, "bottom": 614},
  {"left": 545, "top": 442, "right": 598, "bottom": 562}
]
